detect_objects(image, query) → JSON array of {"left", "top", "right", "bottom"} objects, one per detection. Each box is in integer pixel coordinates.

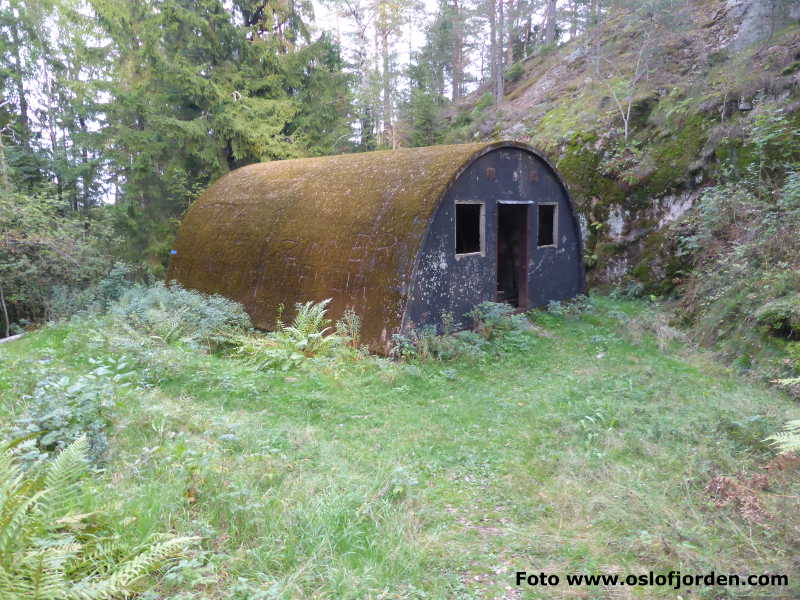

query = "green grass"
[{"left": 2, "top": 296, "right": 799, "bottom": 599}]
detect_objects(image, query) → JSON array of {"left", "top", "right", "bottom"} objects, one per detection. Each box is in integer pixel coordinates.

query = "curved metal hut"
[{"left": 167, "top": 141, "right": 585, "bottom": 352}]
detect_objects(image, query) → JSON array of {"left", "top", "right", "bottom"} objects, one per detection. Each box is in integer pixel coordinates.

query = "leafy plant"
[
  {"left": 779, "top": 170, "right": 800, "bottom": 213},
  {"left": 0, "top": 436, "right": 195, "bottom": 599},
  {"left": 232, "top": 299, "right": 347, "bottom": 370},
  {"left": 8, "top": 367, "right": 126, "bottom": 466},
  {"left": 280, "top": 299, "right": 343, "bottom": 355},
  {"left": 109, "top": 282, "right": 251, "bottom": 351},
  {"left": 755, "top": 295, "right": 800, "bottom": 338},
  {"left": 767, "top": 419, "right": 800, "bottom": 454},
  {"left": 505, "top": 61, "right": 524, "bottom": 83},
  {"left": 467, "top": 302, "right": 528, "bottom": 339},
  {"left": 335, "top": 307, "right": 362, "bottom": 348},
  {"left": 390, "top": 326, "right": 487, "bottom": 361},
  {"left": 748, "top": 101, "right": 800, "bottom": 183},
  {"left": 93, "top": 262, "right": 135, "bottom": 310}
]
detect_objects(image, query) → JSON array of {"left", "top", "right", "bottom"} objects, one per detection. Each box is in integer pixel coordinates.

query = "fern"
[
  {"left": 767, "top": 419, "right": 800, "bottom": 454},
  {"left": 0, "top": 436, "right": 196, "bottom": 599},
  {"left": 232, "top": 299, "right": 348, "bottom": 369}
]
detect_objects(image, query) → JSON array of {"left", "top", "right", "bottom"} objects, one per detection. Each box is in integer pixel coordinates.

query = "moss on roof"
[{"left": 167, "top": 141, "right": 531, "bottom": 350}]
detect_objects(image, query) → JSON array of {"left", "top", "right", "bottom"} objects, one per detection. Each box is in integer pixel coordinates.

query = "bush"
[
  {"left": 0, "top": 436, "right": 195, "bottom": 599},
  {"left": 0, "top": 192, "right": 115, "bottom": 330},
  {"left": 473, "top": 92, "right": 494, "bottom": 113},
  {"left": 7, "top": 361, "right": 134, "bottom": 466},
  {"left": 779, "top": 170, "right": 800, "bottom": 212},
  {"left": 33, "top": 262, "right": 137, "bottom": 324},
  {"left": 390, "top": 302, "right": 538, "bottom": 361},
  {"left": 109, "top": 282, "right": 251, "bottom": 351},
  {"left": 94, "top": 262, "right": 136, "bottom": 310},
  {"left": 467, "top": 302, "right": 528, "bottom": 339},
  {"left": 390, "top": 327, "right": 488, "bottom": 361},
  {"left": 505, "top": 61, "right": 525, "bottom": 83},
  {"left": 755, "top": 295, "right": 800, "bottom": 338}
]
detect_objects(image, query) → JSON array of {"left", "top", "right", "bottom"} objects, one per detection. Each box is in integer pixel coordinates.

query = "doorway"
[{"left": 496, "top": 203, "right": 528, "bottom": 307}]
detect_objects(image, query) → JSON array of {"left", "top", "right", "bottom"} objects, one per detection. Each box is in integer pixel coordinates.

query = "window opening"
[
  {"left": 456, "top": 203, "right": 483, "bottom": 255},
  {"left": 537, "top": 204, "right": 557, "bottom": 247}
]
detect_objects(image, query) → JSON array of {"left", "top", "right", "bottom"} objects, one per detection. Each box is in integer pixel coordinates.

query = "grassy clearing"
[{"left": 2, "top": 296, "right": 799, "bottom": 599}]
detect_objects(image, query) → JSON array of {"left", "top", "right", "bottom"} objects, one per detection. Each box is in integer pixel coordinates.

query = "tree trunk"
[
  {"left": 592, "top": 0, "right": 601, "bottom": 76},
  {"left": 0, "top": 282, "right": 9, "bottom": 339},
  {"left": 506, "top": 0, "right": 515, "bottom": 65},
  {"left": 452, "top": 0, "right": 463, "bottom": 101},
  {"left": 523, "top": 14, "right": 532, "bottom": 57},
  {"left": 544, "top": 0, "right": 557, "bottom": 45},
  {"left": 374, "top": 16, "right": 382, "bottom": 146},
  {"left": 9, "top": 16, "right": 30, "bottom": 149},
  {"left": 381, "top": 25, "right": 392, "bottom": 147},
  {"left": 491, "top": 0, "right": 503, "bottom": 103},
  {"left": 498, "top": 0, "right": 505, "bottom": 70},
  {"left": 0, "top": 129, "right": 9, "bottom": 193},
  {"left": 569, "top": 0, "right": 577, "bottom": 39},
  {"left": 489, "top": 0, "right": 497, "bottom": 91}
]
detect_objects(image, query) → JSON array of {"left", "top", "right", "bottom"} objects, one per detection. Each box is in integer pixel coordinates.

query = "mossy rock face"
[
  {"left": 755, "top": 295, "right": 800, "bottom": 339},
  {"left": 634, "top": 115, "right": 709, "bottom": 201},
  {"left": 555, "top": 133, "right": 626, "bottom": 209},
  {"left": 628, "top": 229, "right": 689, "bottom": 296},
  {"left": 628, "top": 92, "right": 660, "bottom": 130}
]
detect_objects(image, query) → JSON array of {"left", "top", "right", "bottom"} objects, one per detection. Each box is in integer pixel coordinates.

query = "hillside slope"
[
  {"left": 443, "top": 0, "right": 800, "bottom": 380},
  {"left": 448, "top": 0, "right": 800, "bottom": 287}
]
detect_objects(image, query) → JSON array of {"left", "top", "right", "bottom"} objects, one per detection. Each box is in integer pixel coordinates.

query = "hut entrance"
[{"left": 497, "top": 203, "right": 529, "bottom": 307}]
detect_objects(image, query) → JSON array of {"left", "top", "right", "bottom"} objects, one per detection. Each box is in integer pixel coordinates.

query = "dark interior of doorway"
[{"left": 497, "top": 204, "right": 528, "bottom": 307}]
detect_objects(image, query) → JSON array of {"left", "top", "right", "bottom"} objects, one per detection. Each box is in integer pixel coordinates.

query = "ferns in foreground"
[
  {"left": 0, "top": 436, "right": 195, "bottom": 599},
  {"left": 768, "top": 420, "right": 800, "bottom": 454},
  {"left": 232, "top": 299, "right": 349, "bottom": 370}
]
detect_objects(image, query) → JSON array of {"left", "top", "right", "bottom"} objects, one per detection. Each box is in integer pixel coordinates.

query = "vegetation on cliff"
[{"left": 438, "top": 0, "right": 800, "bottom": 384}]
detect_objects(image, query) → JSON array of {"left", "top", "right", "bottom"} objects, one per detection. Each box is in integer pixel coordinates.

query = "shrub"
[
  {"left": 467, "top": 302, "right": 528, "bottom": 339},
  {"left": 109, "top": 282, "right": 251, "bottom": 351},
  {"left": 390, "top": 302, "right": 538, "bottom": 361},
  {"left": 32, "top": 263, "right": 137, "bottom": 324},
  {"left": 473, "top": 92, "right": 494, "bottom": 113},
  {"left": 505, "top": 61, "right": 525, "bottom": 83},
  {"left": 94, "top": 262, "right": 136, "bottom": 310},
  {"left": 0, "top": 436, "right": 195, "bottom": 599},
  {"left": 8, "top": 365, "right": 127, "bottom": 466},
  {"left": 779, "top": 170, "right": 800, "bottom": 212},
  {"left": 755, "top": 295, "right": 800, "bottom": 338},
  {"left": 0, "top": 191, "right": 115, "bottom": 330},
  {"left": 335, "top": 307, "right": 362, "bottom": 348},
  {"left": 747, "top": 101, "right": 800, "bottom": 183},
  {"left": 390, "top": 326, "right": 488, "bottom": 361}
]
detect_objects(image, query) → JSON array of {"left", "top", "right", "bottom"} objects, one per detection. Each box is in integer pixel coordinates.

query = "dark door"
[{"left": 496, "top": 203, "right": 529, "bottom": 308}]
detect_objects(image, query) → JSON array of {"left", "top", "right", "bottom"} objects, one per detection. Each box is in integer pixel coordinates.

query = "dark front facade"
[{"left": 405, "top": 145, "right": 584, "bottom": 331}]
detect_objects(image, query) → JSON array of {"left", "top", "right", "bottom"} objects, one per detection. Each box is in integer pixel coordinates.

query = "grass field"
[{"left": 2, "top": 296, "right": 799, "bottom": 599}]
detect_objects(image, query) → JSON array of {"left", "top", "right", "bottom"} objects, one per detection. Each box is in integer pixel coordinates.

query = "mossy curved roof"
[{"left": 167, "top": 141, "right": 553, "bottom": 349}]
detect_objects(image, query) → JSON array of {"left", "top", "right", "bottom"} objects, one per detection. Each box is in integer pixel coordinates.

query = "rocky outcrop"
[{"left": 727, "top": 0, "right": 800, "bottom": 52}]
